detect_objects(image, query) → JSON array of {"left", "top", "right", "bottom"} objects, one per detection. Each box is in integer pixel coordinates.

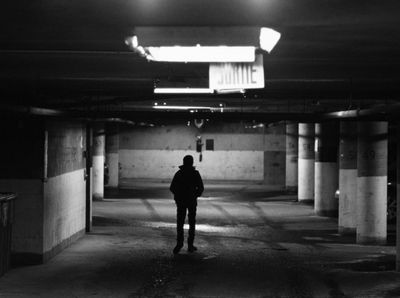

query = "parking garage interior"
[{"left": 1, "top": 1, "right": 400, "bottom": 297}]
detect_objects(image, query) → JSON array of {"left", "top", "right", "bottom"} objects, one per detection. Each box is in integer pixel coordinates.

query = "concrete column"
[
  {"left": 105, "top": 124, "right": 119, "bottom": 188},
  {"left": 93, "top": 124, "right": 105, "bottom": 200},
  {"left": 397, "top": 122, "right": 400, "bottom": 270},
  {"left": 286, "top": 123, "right": 298, "bottom": 191},
  {"left": 338, "top": 121, "right": 357, "bottom": 234},
  {"left": 298, "top": 123, "right": 315, "bottom": 202},
  {"left": 314, "top": 122, "right": 339, "bottom": 217},
  {"left": 357, "top": 121, "right": 387, "bottom": 245},
  {"left": 85, "top": 124, "right": 93, "bottom": 232}
]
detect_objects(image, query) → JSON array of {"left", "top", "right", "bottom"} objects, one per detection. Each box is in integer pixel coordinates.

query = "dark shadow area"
[
  {"left": 385, "top": 287, "right": 400, "bottom": 298},
  {"left": 331, "top": 255, "right": 396, "bottom": 272},
  {"left": 93, "top": 215, "right": 128, "bottom": 226},
  {"left": 387, "top": 225, "right": 396, "bottom": 246},
  {"left": 105, "top": 187, "right": 171, "bottom": 199},
  {"left": 130, "top": 254, "right": 207, "bottom": 298}
]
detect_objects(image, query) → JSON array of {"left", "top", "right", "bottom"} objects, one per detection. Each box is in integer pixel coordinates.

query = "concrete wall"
[
  {"left": 43, "top": 120, "right": 86, "bottom": 260},
  {"left": 120, "top": 149, "right": 264, "bottom": 180},
  {"left": 0, "top": 118, "right": 86, "bottom": 263},
  {"left": 0, "top": 179, "right": 43, "bottom": 255},
  {"left": 263, "top": 125, "right": 286, "bottom": 185},
  {"left": 0, "top": 118, "right": 45, "bottom": 259},
  {"left": 105, "top": 124, "right": 119, "bottom": 187},
  {"left": 119, "top": 122, "right": 285, "bottom": 185}
]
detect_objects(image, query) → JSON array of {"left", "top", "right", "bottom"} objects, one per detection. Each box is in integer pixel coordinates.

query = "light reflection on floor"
[
  {"left": 143, "top": 221, "right": 238, "bottom": 233},
  {"left": 198, "top": 196, "right": 226, "bottom": 201}
]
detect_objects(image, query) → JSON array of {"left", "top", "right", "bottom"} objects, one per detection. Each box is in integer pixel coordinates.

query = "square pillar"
[
  {"left": 357, "top": 121, "right": 388, "bottom": 245},
  {"left": 298, "top": 123, "right": 315, "bottom": 202}
]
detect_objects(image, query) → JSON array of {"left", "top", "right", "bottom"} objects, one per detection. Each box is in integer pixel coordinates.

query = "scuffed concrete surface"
[{"left": 1, "top": 182, "right": 400, "bottom": 297}]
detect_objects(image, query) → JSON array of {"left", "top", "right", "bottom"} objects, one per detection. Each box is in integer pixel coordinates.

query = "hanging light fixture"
[{"left": 125, "top": 27, "right": 281, "bottom": 63}]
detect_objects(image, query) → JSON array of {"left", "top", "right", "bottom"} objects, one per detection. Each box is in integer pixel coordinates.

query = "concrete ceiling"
[{"left": 1, "top": 0, "right": 400, "bottom": 119}]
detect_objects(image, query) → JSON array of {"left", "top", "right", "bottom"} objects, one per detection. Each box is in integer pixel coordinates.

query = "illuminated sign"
[{"left": 209, "top": 54, "right": 264, "bottom": 90}]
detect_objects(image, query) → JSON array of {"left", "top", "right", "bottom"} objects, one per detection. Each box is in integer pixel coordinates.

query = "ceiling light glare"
[
  {"left": 125, "top": 35, "right": 150, "bottom": 58},
  {"left": 259, "top": 28, "right": 281, "bottom": 53},
  {"left": 153, "top": 105, "right": 214, "bottom": 110},
  {"left": 146, "top": 46, "right": 256, "bottom": 63},
  {"left": 154, "top": 106, "right": 210, "bottom": 110},
  {"left": 215, "top": 89, "right": 245, "bottom": 94},
  {"left": 125, "top": 36, "right": 138, "bottom": 49},
  {"left": 131, "top": 36, "right": 139, "bottom": 48}
]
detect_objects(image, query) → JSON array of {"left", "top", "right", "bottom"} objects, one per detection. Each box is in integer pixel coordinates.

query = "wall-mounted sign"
[{"left": 209, "top": 54, "right": 264, "bottom": 90}]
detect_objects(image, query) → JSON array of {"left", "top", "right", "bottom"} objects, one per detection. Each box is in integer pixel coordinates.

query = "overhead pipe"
[
  {"left": 90, "top": 118, "right": 135, "bottom": 127},
  {"left": 0, "top": 105, "right": 137, "bottom": 127},
  {"left": 320, "top": 103, "right": 400, "bottom": 120},
  {"left": 0, "top": 105, "right": 68, "bottom": 116},
  {"left": 2, "top": 102, "right": 400, "bottom": 123}
]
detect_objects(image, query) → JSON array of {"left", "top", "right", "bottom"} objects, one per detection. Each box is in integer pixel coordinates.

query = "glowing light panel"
[
  {"left": 153, "top": 105, "right": 213, "bottom": 110},
  {"left": 125, "top": 27, "right": 281, "bottom": 62},
  {"left": 147, "top": 46, "right": 256, "bottom": 62}
]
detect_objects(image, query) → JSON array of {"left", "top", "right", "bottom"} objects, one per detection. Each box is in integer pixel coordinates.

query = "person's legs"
[
  {"left": 174, "top": 204, "right": 186, "bottom": 254},
  {"left": 187, "top": 204, "right": 197, "bottom": 251}
]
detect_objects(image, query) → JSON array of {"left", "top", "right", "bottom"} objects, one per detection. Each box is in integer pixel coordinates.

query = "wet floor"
[{"left": 0, "top": 182, "right": 399, "bottom": 297}]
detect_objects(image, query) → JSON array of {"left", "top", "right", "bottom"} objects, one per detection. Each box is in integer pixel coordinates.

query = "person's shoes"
[
  {"left": 187, "top": 245, "right": 197, "bottom": 253},
  {"left": 173, "top": 244, "right": 183, "bottom": 254}
]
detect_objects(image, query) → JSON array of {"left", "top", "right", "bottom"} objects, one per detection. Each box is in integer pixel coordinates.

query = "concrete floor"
[{"left": 1, "top": 181, "right": 400, "bottom": 297}]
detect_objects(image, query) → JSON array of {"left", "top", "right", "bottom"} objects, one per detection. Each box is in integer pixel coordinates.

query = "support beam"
[
  {"left": 298, "top": 123, "right": 315, "bottom": 202},
  {"left": 285, "top": 123, "right": 298, "bottom": 191},
  {"left": 93, "top": 124, "right": 105, "bottom": 200},
  {"left": 314, "top": 121, "right": 339, "bottom": 216},
  {"left": 338, "top": 121, "right": 357, "bottom": 234},
  {"left": 357, "top": 121, "right": 388, "bottom": 245}
]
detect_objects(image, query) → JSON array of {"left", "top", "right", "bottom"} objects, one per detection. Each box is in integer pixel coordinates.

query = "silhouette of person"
[{"left": 170, "top": 155, "right": 204, "bottom": 254}]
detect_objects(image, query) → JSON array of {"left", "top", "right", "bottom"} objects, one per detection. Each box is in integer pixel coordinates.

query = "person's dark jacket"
[{"left": 170, "top": 165, "right": 204, "bottom": 205}]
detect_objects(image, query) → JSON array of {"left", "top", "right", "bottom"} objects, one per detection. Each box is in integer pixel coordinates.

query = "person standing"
[{"left": 170, "top": 155, "right": 204, "bottom": 254}]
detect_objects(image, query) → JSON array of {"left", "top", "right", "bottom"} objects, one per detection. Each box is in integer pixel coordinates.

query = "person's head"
[{"left": 183, "top": 155, "right": 194, "bottom": 167}]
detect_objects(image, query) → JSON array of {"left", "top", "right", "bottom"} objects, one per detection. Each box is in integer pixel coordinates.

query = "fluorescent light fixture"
[
  {"left": 147, "top": 46, "right": 256, "bottom": 63},
  {"left": 153, "top": 105, "right": 213, "bottom": 110},
  {"left": 215, "top": 89, "right": 245, "bottom": 94},
  {"left": 154, "top": 88, "right": 246, "bottom": 94},
  {"left": 126, "top": 26, "right": 281, "bottom": 62},
  {"left": 154, "top": 88, "right": 214, "bottom": 94},
  {"left": 259, "top": 27, "right": 281, "bottom": 53}
]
